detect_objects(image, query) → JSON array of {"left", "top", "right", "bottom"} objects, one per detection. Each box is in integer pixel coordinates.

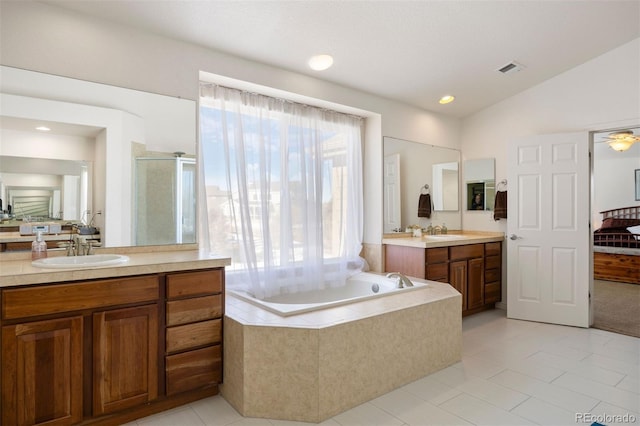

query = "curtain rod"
[{"left": 199, "top": 82, "right": 364, "bottom": 121}]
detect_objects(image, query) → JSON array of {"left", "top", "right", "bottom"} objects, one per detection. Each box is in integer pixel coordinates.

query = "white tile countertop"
[
  {"left": 382, "top": 231, "right": 505, "bottom": 248},
  {"left": 0, "top": 245, "right": 231, "bottom": 288}
]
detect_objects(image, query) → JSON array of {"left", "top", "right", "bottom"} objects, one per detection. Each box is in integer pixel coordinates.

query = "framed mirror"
[
  {"left": 0, "top": 66, "right": 196, "bottom": 249},
  {"left": 383, "top": 137, "right": 460, "bottom": 233},
  {"left": 464, "top": 158, "right": 495, "bottom": 211}
]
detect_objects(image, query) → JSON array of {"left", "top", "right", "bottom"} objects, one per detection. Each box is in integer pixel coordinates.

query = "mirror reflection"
[
  {"left": 464, "top": 158, "right": 495, "bottom": 211},
  {"left": 0, "top": 66, "right": 196, "bottom": 250},
  {"left": 0, "top": 155, "right": 90, "bottom": 222},
  {"left": 432, "top": 162, "right": 459, "bottom": 211},
  {"left": 383, "top": 137, "right": 461, "bottom": 233},
  {"left": 134, "top": 154, "right": 196, "bottom": 245}
]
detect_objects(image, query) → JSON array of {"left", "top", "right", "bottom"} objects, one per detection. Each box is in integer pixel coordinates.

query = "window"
[{"left": 199, "top": 84, "right": 364, "bottom": 298}]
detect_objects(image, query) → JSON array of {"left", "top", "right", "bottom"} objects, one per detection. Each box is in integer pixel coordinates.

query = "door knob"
[{"left": 509, "top": 234, "right": 521, "bottom": 240}]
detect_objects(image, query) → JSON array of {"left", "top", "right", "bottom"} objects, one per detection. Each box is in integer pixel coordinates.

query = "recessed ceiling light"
[
  {"left": 308, "top": 54, "right": 334, "bottom": 71},
  {"left": 439, "top": 95, "right": 455, "bottom": 105},
  {"left": 35, "top": 126, "right": 51, "bottom": 131}
]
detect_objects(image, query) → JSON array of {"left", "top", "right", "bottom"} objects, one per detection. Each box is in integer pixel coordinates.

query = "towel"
[
  {"left": 418, "top": 193, "right": 432, "bottom": 218},
  {"left": 494, "top": 191, "right": 507, "bottom": 220}
]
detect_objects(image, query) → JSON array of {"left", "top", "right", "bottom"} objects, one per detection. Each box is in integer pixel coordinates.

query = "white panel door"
[
  {"left": 383, "top": 154, "right": 401, "bottom": 233},
  {"left": 507, "top": 132, "right": 590, "bottom": 327},
  {"left": 63, "top": 175, "right": 80, "bottom": 221}
]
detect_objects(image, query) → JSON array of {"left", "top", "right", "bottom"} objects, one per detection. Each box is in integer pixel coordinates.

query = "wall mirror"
[
  {"left": 464, "top": 158, "right": 495, "bottom": 211},
  {"left": 383, "top": 137, "right": 460, "bottom": 233},
  {"left": 0, "top": 66, "right": 196, "bottom": 248}
]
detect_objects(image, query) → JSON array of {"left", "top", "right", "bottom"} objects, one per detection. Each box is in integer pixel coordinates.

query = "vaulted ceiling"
[{"left": 37, "top": 0, "right": 640, "bottom": 117}]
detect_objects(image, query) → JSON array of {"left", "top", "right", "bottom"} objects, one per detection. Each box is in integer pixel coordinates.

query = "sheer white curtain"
[{"left": 199, "top": 84, "right": 365, "bottom": 299}]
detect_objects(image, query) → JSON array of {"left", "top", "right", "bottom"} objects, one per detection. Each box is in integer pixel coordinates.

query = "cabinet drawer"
[
  {"left": 485, "top": 255, "right": 501, "bottom": 271},
  {"left": 426, "top": 247, "right": 448, "bottom": 264},
  {"left": 166, "top": 319, "right": 222, "bottom": 353},
  {"left": 485, "top": 282, "right": 501, "bottom": 304},
  {"left": 449, "top": 244, "right": 483, "bottom": 261},
  {"left": 166, "top": 345, "right": 222, "bottom": 396},
  {"left": 2, "top": 276, "right": 159, "bottom": 320},
  {"left": 485, "top": 242, "right": 501, "bottom": 256},
  {"left": 426, "top": 263, "right": 448, "bottom": 281},
  {"left": 167, "top": 270, "right": 222, "bottom": 299},
  {"left": 485, "top": 268, "right": 501, "bottom": 283},
  {"left": 166, "top": 295, "right": 222, "bottom": 327}
]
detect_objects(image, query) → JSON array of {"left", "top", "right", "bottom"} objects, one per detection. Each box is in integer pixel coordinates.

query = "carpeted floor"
[{"left": 593, "top": 279, "right": 640, "bottom": 338}]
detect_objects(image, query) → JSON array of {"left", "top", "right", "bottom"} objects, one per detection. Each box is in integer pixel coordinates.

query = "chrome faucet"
[
  {"left": 64, "top": 240, "right": 76, "bottom": 256},
  {"left": 66, "top": 235, "right": 93, "bottom": 256},
  {"left": 386, "top": 272, "right": 414, "bottom": 288},
  {"left": 431, "top": 225, "right": 442, "bottom": 235}
]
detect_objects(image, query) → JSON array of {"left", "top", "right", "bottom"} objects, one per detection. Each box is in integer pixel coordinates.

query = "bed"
[{"left": 593, "top": 206, "right": 640, "bottom": 284}]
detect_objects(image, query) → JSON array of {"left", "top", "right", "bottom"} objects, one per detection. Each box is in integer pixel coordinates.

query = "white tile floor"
[{"left": 130, "top": 309, "right": 639, "bottom": 425}]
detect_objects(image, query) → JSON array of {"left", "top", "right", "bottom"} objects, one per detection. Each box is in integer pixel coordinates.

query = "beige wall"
[
  {"left": 460, "top": 38, "right": 640, "bottom": 306},
  {"left": 0, "top": 1, "right": 462, "bottom": 249}
]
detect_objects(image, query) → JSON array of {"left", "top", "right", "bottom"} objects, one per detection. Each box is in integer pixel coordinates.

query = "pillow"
[{"left": 627, "top": 225, "right": 640, "bottom": 240}]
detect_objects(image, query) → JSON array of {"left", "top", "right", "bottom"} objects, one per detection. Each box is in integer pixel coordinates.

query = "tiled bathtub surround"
[{"left": 223, "top": 280, "right": 462, "bottom": 422}]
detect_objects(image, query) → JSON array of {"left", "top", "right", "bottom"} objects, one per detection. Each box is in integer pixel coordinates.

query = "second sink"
[
  {"left": 32, "top": 254, "right": 130, "bottom": 269},
  {"left": 423, "top": 234, "right": 467, "bottom": 240}
]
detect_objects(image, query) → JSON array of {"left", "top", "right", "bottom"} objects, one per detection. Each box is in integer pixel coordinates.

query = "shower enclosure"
[{"left": 134, "top": 156, "right": 196, "bottom": 245}]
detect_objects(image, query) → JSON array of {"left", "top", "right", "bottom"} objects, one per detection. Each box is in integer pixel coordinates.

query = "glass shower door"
[
  {"left": 135, "top": 157, "right": 196, "bottom": 245},
  {"left": 178, "top": 159, "right": 196, "bottom": 244}
]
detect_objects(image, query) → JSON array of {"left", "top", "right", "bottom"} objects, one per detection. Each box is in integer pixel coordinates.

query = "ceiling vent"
[{"left": 497, "top": 61, "right": 525, "bottom": 74}]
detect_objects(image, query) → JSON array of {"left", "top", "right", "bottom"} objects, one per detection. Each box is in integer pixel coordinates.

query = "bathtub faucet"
[{"left": 386, "top": 272, "right": 414, "bottom": 288}]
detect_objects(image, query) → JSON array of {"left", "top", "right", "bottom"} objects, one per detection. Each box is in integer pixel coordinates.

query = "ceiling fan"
[{"left": 603, "top": 129, "right": 640, "bottom": 152}]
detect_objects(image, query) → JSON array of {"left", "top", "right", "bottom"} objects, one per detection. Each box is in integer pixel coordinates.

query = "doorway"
[{"left": 591, "top": 126, "right": 640, "bottom": 337}]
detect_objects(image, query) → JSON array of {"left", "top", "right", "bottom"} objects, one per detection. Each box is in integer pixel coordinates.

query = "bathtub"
[
  {"left": 223, "top": 275, "right": 462, "bottom": 423},
  {"left": 227, "top": 272, "right": 427, "bottom": 316}
]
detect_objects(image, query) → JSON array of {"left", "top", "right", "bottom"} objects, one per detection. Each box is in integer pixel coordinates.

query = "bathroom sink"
[
  {"left": 32, "top": 254, "right": 130, "bottom": 269},
  {"left": 424, "top": 234, "right": 467, "bottom": 240}
]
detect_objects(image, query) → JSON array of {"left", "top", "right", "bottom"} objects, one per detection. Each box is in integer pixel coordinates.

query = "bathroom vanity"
[
  {"left": 383, "top": 232, "right": 504, "bottom": 316},
  {"left": 0, "top": 248, "right": 230, "bottom": 426},
  {"left": 0, "top": 226, "right": 100, "bottom": 252}
]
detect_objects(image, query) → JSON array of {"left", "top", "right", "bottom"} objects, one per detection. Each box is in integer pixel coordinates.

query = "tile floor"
[{"left": 130, "top": 309, "right": 639, "bottom": 425}]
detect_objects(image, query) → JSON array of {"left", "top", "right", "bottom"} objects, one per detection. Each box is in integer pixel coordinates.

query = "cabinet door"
[
  {"left": 449, "top": 260, "right": 467, "bottom": 309},
  {"left": 93, "top": 305, "right": 158, "bottom": 416},
  {"left": 2, "top": 317, "right": 83, "bottom": 426},
  {"left": 467, "top": 257, "right": 485, "bottom": 310}
]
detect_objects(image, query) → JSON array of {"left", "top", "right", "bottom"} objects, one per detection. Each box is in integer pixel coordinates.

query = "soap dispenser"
[
  {"left": 426, "top": 223, "right": 433, "bottom": 235},
  {"left": 442, "top": 223, "right": 447, "bottom": 234},
  {"left": 31, "top": 231, "right": 48, "bottom": 260}
]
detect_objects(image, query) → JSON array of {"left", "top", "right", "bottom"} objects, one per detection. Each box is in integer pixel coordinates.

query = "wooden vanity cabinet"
[
  {"left": 425, "top": 247, "right": 449, "bottom": 282},
  {"left": 165, "top": 269, "right": 224, "bottom": 396},
  {"left": 383, "top": 245, "right": 425, "bottom": 278},
  {"left": 93, "top": 304, "right": 159, "bottom": 416},
  {"left": 385, "top": 241, "right": 502, "bottom": 316},
  {"left": 1, "top": 267, "right": 226, "bottom": 425},
  {"left": 1, "top": 316, "right": 83, "bottom": 426},
  {"left": 449, "top": 244, "right": 484, "bottom": 312},
  {"left": 484, "top": 242, "right": 502, "bottom": 304},
  {"left": 1, "top": 275, "right": 159, "bottom": 426}
]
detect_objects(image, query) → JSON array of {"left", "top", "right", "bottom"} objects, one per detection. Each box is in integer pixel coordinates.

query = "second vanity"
[
  {"left": 383, "top": 231, "right": 504, "bottom": 316},
  {"left": 0, "top": 247, "right": 230, "bottom": 426}
]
